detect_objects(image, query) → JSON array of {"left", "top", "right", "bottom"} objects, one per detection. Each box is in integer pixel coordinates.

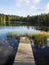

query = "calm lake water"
[
  {"left": 0, "top": 26, "right": 41, "bottom": 40},
  {"left": 0, "top": 26, "right": 41, "bottom": 34}
]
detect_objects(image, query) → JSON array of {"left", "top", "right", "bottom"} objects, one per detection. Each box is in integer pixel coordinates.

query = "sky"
[{"left": 0, "top": 0, "right": 49, "bottom": 17}]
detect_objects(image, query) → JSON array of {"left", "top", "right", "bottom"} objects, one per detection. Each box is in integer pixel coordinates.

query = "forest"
[{"left": 0, "top": 13, "right": 49, "bottom": 26}]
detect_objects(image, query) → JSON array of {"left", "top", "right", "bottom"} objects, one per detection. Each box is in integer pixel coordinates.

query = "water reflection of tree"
[
  {"left": 38, "top": 26, "right": 49, "bottom": 31},
  {"left": 27, "top": 26, "right": 30, "bottom": 29}
]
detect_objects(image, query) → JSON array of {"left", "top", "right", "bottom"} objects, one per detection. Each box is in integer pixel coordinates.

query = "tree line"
[{"left": 0, "top": 13, "right": 49, "bottom": 26}]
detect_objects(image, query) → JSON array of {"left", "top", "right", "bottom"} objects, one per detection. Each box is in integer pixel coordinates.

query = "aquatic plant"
[{"left": 32, "top": 32, "right": 49, "bottom": 47}]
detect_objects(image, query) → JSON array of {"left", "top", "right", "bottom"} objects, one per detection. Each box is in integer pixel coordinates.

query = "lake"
[
  {"left": 0, "top": 26, "right": 41, "bottom": 65},
  {"left": 0, "top": 26, "right": 41, "bottom": 40},
  {"left": 0, "top": 26, "right": 49, "bottom": 65}
]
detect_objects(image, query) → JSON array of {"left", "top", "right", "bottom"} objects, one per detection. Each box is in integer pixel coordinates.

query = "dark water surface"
[{"left": 0, "top": 37, "right": 19, "bottom": 65}]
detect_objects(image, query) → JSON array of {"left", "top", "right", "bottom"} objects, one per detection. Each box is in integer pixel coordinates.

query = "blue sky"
[{"left": 0, "top": 0, "right": 49, "bottom": 17}]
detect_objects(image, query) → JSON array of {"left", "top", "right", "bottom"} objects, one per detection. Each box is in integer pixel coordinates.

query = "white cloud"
[
  {"left": 31, "top": 2, "right": 49, "bottom": 12},
  {"left": 24, "top": 0, "right": 30, "bottom": 4},
  {"left": 16, "top": 0, "right": 41, "bottom": 7},
  {"left": 16, "top": 0, "right": 49, "bottom": 15},
  {"left": 41, "top": 2, "right": 49, "bottom": 14},
  {"left": 32, "top": 0, "right": 41, "bottom": 4},
  {"left": 37, "top": 2, "right": 49, "bottom": 13},
  {"left": 31, "top": 6, "right": 37, "bottom": 10},
  {"left": 16, "top": 0, "right": 23, "bottom": 7},
  {"left": 44, "top": 2, "right": 49, "bottom": 11},
  {"left": 0, "top": 7, "right": 4, "bottom": 10},
  {"left": 16, "top": 0, "right": 30, "bottom": 7}
]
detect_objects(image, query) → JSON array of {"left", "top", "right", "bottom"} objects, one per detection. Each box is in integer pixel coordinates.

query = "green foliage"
[
  {"left": 32, "top": 32, "right": 49, "bottom": 47},
  {"left": 0, "top": 13, "right": 49, "bottom": 26}
]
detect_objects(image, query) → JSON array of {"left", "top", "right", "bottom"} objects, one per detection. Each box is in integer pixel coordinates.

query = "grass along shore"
[{"left": 7, "top": 31, "right": 49, "bottom": 48}]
